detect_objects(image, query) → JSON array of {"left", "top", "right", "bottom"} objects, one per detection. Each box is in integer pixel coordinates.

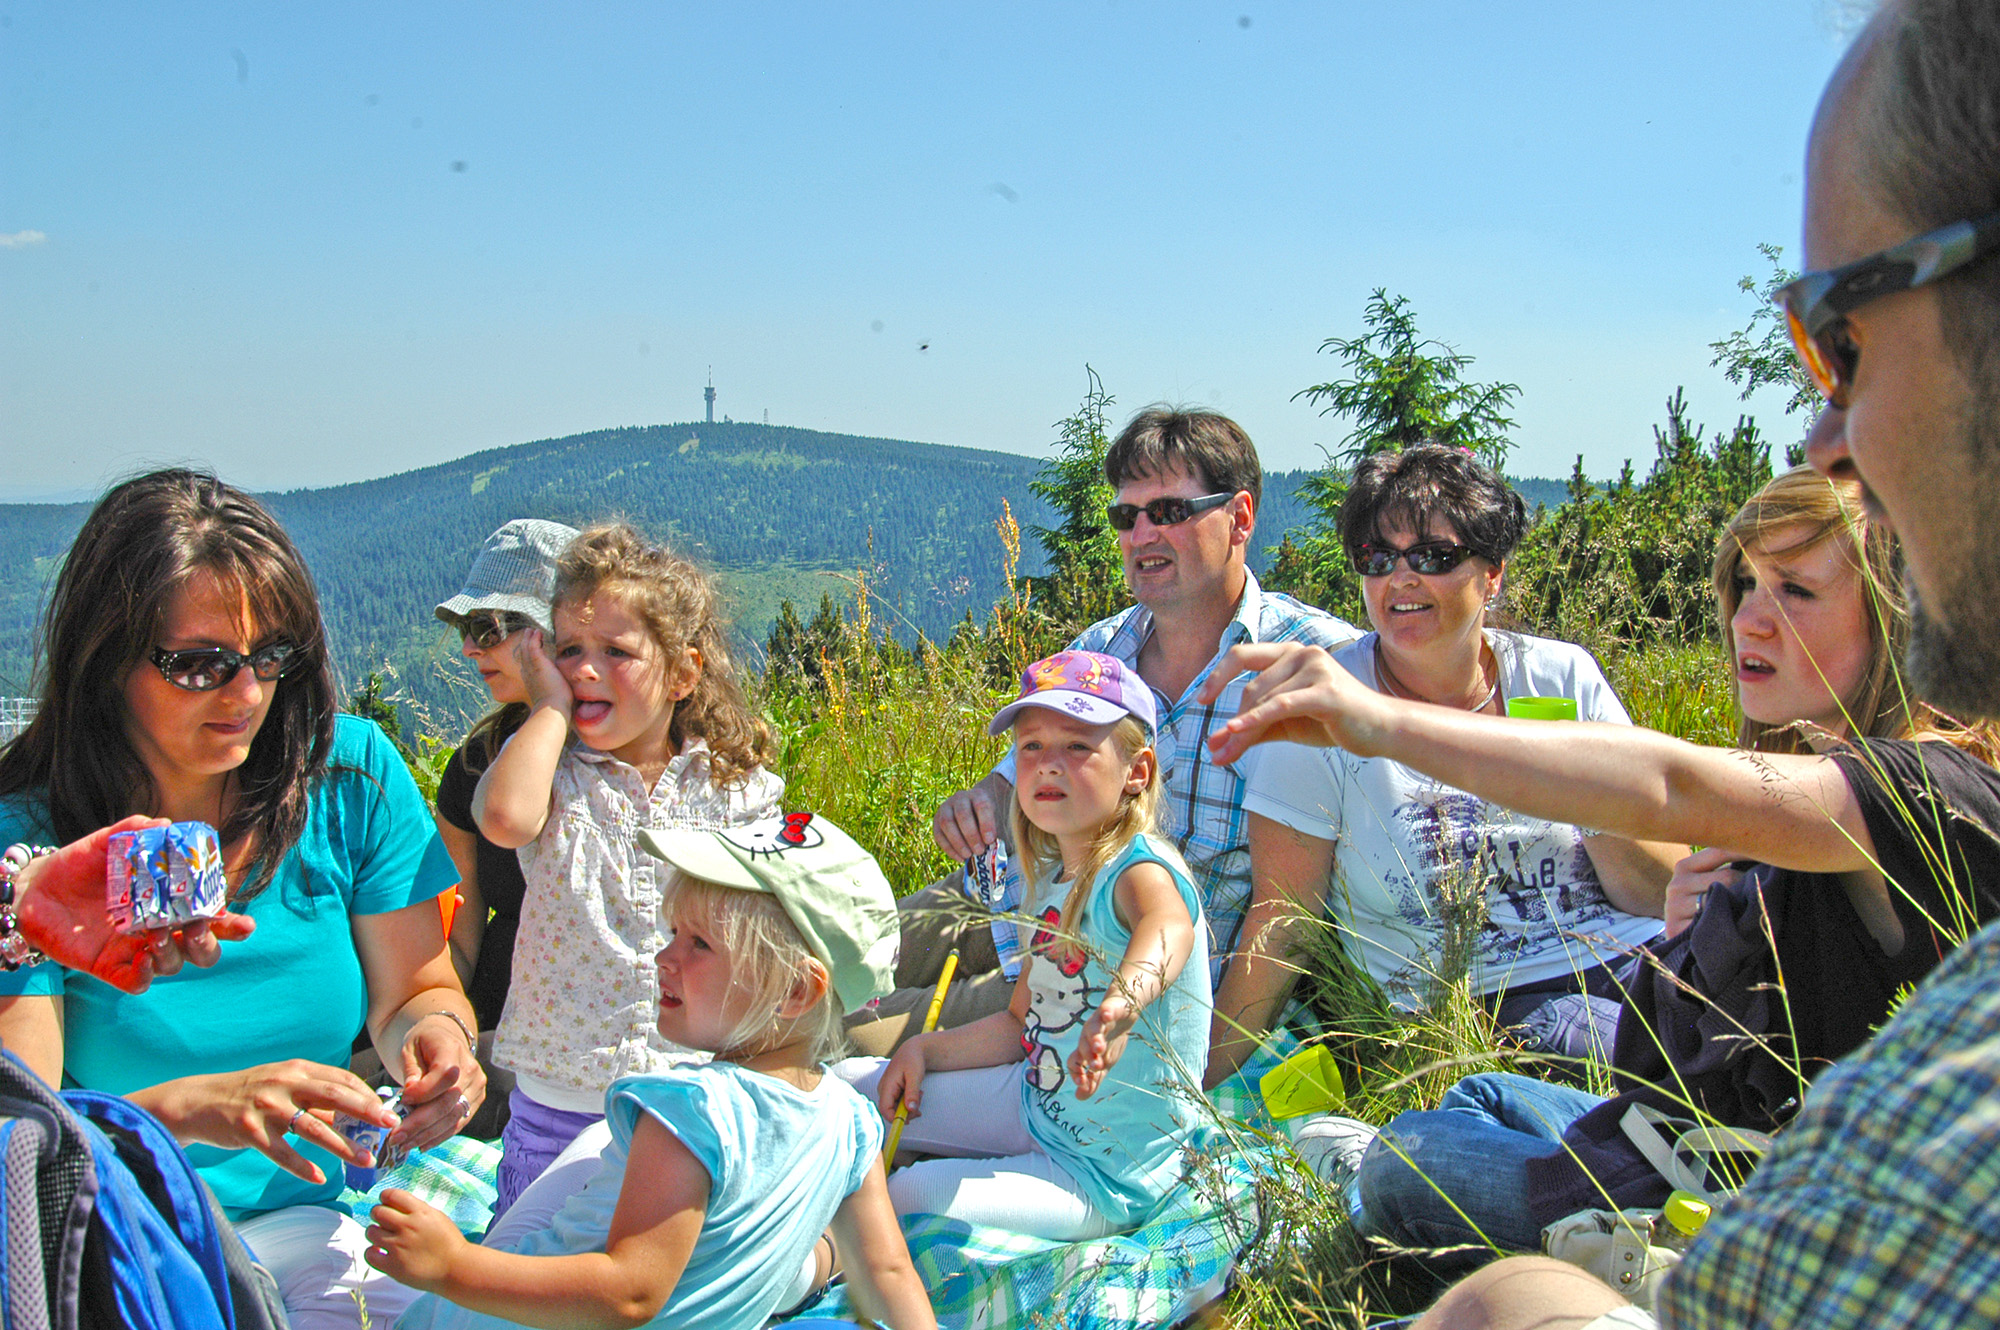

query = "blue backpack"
[{"left": 0, "top": 1050, "right": 288, "bottom": 1330}]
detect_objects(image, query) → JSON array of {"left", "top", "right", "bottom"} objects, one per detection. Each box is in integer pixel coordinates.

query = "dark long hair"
[{"left": 0, "top": 470, "right": 336, "bottom": 896}]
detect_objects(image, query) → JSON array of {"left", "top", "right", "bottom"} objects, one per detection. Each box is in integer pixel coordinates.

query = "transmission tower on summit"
[{"left": 704, "top": 371, "right": 716, "bottom": 424}]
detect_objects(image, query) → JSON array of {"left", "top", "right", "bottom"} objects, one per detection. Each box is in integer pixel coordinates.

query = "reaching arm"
[
  {"left": 353, "top": 899, "right": 486, "bottom": 1155},
  {"left": 1070, "top": 859, "right": 1197, "bottom": 1099},
  {"left": 1207, "top": 813, "right": 1335, "bottom": 1089},
  {"left": 1200, "top": 642, "right": 1877, "bottom": 876},
  {"left": 367, "top": 1112, "right": 704, "bottom": 1329},
  {"left": 830, "top": 1160, "right": 938, "bottom": 1330},
  {"left": 875, "top": 967, "right": 1031, "bottom": 1121},
  {"left": 472, "top": 630, "right": 570, "bottom": 848}
]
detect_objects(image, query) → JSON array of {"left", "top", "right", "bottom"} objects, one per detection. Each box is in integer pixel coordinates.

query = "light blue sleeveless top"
[{"left": 1018, "top": 832, "right": 1213, "bottom": 1225}]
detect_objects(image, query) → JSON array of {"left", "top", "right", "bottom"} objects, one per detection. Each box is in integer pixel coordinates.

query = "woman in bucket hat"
[{"left": 432, "top": 519, "right": 578, "bottom": 1136}]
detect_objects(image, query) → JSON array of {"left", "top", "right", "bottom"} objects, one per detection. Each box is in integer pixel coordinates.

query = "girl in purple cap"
[{"left": 842, "top": 649, "right": 1214, "bottom": 1239}]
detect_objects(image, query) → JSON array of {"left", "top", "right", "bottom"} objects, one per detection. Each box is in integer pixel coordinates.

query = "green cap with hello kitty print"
[{"left": 635, "top": 813, "right": 900, "bottom": 1015}]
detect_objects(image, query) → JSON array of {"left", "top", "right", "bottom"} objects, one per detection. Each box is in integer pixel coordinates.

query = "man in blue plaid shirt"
[
  {"left": 845, "top": 408, "right": 1358, "bottom": 1058},
  {"left": 1408, "top": 1, "right": 2000, "bottom": 1326}
]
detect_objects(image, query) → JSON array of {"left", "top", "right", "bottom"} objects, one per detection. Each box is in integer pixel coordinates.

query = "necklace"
[{"left": 1374, "top": 639, "right": 1501, "bottom": 714}]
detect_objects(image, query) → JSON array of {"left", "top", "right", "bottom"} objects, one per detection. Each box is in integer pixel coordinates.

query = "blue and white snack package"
[
  {"left": 106, "top": 822, "right": 227, "bottom": 934},
  {"left": 333, "top": 1086, "right": 408, "bottom": 1191}
]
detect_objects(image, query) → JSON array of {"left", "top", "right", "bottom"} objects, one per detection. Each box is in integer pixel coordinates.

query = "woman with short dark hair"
[{"left": 1211, "top": 446, "right": 1678, "bottom": 1084}]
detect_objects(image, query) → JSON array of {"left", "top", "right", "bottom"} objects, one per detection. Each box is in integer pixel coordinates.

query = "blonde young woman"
[{"left": 1203, "top": 466, "right": 2000, "bottom": 1266}]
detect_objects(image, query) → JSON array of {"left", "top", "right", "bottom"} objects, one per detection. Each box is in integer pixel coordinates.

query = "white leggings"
[
  {"left": 236, "top": 1204, "right": 426, "bottom": 1330},
  {"left": 480, "top": 1117, "right": 618, "bottom": 1249},
  {"left": 832, "top": 1058, "right": 1118, "bottom": 1242}
]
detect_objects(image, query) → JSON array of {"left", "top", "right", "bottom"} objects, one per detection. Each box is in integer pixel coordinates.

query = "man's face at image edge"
[{"left": 1801, "top": 24, "right": 2000, "bottom": 719}]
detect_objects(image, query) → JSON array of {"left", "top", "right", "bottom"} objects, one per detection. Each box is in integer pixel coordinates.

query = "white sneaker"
[{"left": 1291, "top": 1114, "right": 1378, "bottom": 1190}]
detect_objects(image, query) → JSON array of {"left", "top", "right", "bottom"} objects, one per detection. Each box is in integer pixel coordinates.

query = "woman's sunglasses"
[
  {"left": 149, "top": 642, "right": 301, "bottom": 692},
  {"left": 1104, "top": 492, "right": 1235, "bottom": 532},
  {"left": 1774, "top": 208, "right": 2000, "bottom": 408},
  {"left": 458, "top": 611, "right": 532, "bottom": 650},
  {"left": 1351, "top": 541, "right": 1481, "bottom": 578}
]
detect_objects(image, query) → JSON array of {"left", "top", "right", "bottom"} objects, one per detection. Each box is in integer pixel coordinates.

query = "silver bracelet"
[{"left": 415, "top": 1008, "right": 477, "bottom": 1053}]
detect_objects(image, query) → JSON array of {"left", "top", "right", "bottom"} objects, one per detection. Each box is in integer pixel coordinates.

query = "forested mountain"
[{"left": 0, "top": 420, "right": 1568, "bottom": 731}]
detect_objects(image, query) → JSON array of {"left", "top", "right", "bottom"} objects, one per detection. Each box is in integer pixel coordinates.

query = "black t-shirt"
[
  {"left": 436, "top": 736, "right": 528, "bottom": 1031},
  {"left": 1529, "top": 736, "right": 2000, "bottom": 1224},
  {"left": 1773, "top": 737, "right": 2000, "bottom": 1074}
]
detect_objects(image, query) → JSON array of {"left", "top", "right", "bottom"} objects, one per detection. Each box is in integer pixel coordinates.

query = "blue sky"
[{"left": 2, "top": 3, "right": 1855, "bottom": 502}]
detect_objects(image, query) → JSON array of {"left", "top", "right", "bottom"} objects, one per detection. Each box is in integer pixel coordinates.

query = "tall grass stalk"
[{"left": 758, "top": 571, "right": 1019, "bottom": 896}]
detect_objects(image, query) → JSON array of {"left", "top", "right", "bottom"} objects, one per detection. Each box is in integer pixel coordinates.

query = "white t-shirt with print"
[{"left": 1239, "top": 631, "right": 1662, "bottom": 1007}]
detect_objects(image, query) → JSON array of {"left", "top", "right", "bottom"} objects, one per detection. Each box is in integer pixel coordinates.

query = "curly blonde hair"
[
  {"left": 553, "top": 523, "right": 775, "bottom": 786},
  {"left": 1008, "top": 715, "right": 1162, "bottom": 938}
]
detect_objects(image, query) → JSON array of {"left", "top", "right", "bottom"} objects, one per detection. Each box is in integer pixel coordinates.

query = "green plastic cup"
[
  {"left": 1505, "top": 696, "right": 1579, "bottom": 721},
  {"left": 1260, "top": 1043, "right": 1346, "bottom": 1119}
]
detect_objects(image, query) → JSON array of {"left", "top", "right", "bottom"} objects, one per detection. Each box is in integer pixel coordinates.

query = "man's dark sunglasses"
[
  {"left": 1351, "top": 541, "right": 1482, "bottom": 578},
  {"left": 1104, "top": 492, "right": 1235, "bottom": 532},
  {"left": 149, "top": 642, "right": 302, "bottom": 692},
  {"left": 458, "top": 611, "right": 533, "bottom": 650},
  {"left": 1774, "top": 208, "right": 2000, "bottom": 409}
]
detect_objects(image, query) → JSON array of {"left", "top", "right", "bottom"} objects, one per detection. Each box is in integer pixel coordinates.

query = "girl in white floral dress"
[{"left": 472, "top": 522, "right": 782, "bottom": 1213}]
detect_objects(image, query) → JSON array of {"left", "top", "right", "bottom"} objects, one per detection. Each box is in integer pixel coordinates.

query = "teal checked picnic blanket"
[
  {"left": 331, "top": 1033, "right": 1316, "bottom": 1330},
  {"left": 339, "top": 1134, "right": 502, "bottom": 1237},
  {"left": 792, "top": 1034, "right": 1314, "bottom": 1329},
  {"left": 794, "top": 1128, "right": 1270, "bottom": 1330}
]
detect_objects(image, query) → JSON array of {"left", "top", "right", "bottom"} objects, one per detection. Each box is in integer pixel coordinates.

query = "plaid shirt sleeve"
[{"left": 1657, "top": 920, "right": 2000, "bottom": 1329}]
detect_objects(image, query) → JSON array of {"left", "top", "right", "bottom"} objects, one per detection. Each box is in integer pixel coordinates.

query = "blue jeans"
[{"left": 1356, "top": 1072, "right": 1607, "bottom": 1259}]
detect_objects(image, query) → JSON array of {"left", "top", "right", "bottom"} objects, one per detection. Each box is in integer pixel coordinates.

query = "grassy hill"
[{"left": 0, "top": 420, "right": 1572, "bottom": 730}]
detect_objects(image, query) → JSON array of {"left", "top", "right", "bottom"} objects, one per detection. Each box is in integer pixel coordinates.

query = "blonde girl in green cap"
[{"left": 367, "top": 813, "right": 935, "bottom": 1330}]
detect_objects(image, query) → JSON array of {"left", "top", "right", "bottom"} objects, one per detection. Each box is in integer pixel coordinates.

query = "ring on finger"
[{"left": 288, "top": 1107, "right": 307, "bottom": 1133}]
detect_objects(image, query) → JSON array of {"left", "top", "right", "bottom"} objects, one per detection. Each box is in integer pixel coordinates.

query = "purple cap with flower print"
[{"left": 986, "top": 650, "right": 1158, "bottom": 738}]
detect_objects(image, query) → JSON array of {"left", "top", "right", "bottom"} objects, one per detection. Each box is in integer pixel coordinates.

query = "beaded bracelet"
[{"left": 0, "top": 843, "right": 57, "bottom": 972}]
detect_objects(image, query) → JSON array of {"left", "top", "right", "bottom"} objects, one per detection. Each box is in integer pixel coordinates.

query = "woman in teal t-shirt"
[{"left": 0, "top": 470, "right": 483, "bottom": 1330}]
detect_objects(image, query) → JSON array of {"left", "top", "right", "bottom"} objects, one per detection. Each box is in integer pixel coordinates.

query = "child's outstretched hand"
[
  {"left": 365, "top": 1188, "right": 467, "bottom": 1293},
  {"left": 1069, "top": 994, "right": 1138, "bottom": 1100},
  {"left": 513, "top": 628, "right": 572, "bottom": 717},
  {"left": 876, "top": 1037, "right": 931, "bottom": 1122}
]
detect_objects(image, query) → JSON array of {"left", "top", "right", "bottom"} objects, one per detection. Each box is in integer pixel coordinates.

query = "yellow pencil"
[{"left": 883, "top": 949, "right": 959, "bottom": 1163}]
